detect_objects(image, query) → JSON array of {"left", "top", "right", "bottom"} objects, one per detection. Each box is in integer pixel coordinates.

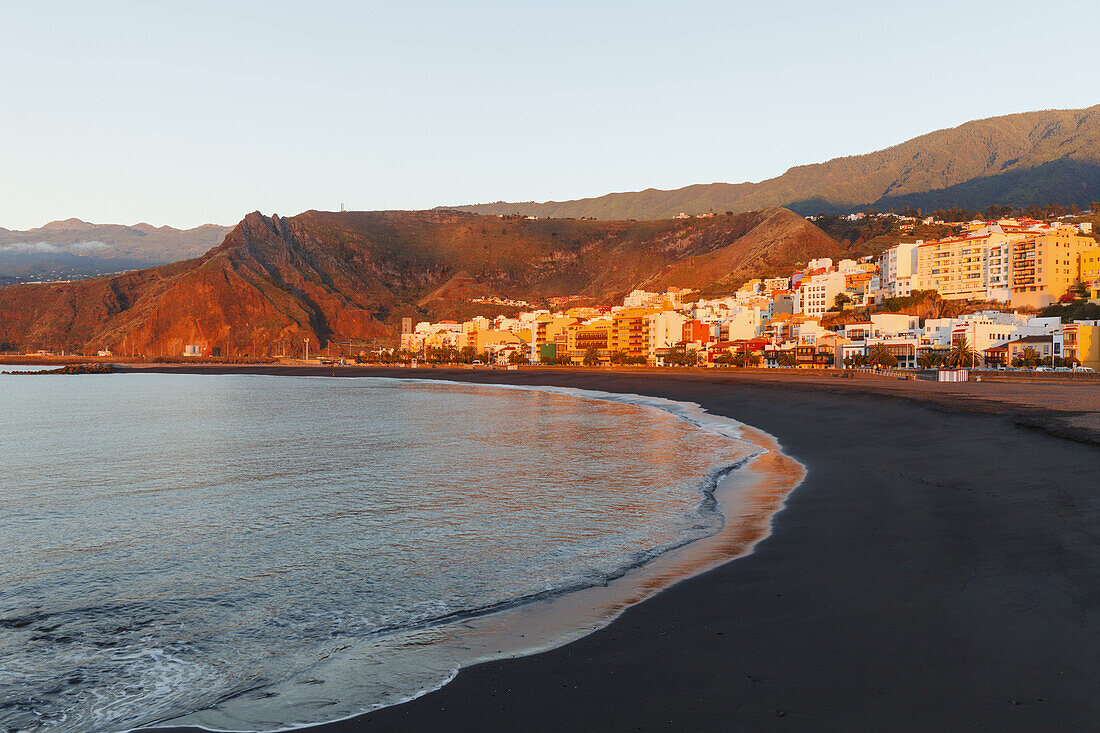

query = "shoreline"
[
  {"left": 133, "top": 377, "right": 805, "bottom": 732},
  {"left": 121, "top": 367, "right": 1100, "bottom": 729}
]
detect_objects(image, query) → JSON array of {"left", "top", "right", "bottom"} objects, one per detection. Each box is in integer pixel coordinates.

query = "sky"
[{"left": 1, "top": 0, "right": 1097, "bottom": 230}]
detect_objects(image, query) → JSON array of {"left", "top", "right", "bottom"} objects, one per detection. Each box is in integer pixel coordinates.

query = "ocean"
[{"left": 0, "top": 371, "right": 761, "bottom": 732}]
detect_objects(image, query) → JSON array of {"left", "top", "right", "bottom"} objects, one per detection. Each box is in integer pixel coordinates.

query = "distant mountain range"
[
  {"left": 0, "top": 219, "right": 231, "bottom": 283},
  {"left": 451, "top": 105, "right": 1100, "bottom": 219},
  {"left": 0, "top": 208, "right": 837, "bottom": 356}
]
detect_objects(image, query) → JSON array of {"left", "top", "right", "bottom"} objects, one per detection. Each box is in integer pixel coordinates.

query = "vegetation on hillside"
[
  {"left": 454, "top": 106, "right": 1100, "bottom": 220},
  {"left": 810, "top": 215, "right": 959, "bottom": 257}
]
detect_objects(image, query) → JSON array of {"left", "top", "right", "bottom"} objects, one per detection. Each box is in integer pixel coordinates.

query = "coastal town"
[{"left": 391, "top": 215, "right": 1100, "bottom": 372}]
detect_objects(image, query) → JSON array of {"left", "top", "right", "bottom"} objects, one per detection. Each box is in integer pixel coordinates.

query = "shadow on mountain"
[
  {"left": 784, "top": 160, "right": 1100, "bottom": 217},
  {"left": 870, "top": 159, "right": 1100, "bottom": 214}
]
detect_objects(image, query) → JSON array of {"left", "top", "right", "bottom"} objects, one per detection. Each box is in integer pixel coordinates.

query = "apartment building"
[
  {"left": 1009, "top": 230, "right": 1097, "bottom": 308},
  {"left": 915, "top": 230, "right": 1011, "bottom": 301},
  {"left": 879, "top": 242, "right": 919, "bottom": 297},
  {"left": 1079, "top": 247, "right": 1100, "bottom": 288},
  {"left": 797, "top": 271, "right": 846, "bottom": 318},
  {"left": 566, "top": 319, "right": 612, "bottom": 363},
  {"left": 646, "top": 311, "right": 688, "bottom": 363},
  {"left": 612, "top": 308, "right": 660, "bottom": 359}
]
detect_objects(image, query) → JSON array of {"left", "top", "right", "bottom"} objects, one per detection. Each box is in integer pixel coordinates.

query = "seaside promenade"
[{"left": 138, "top": 366, "right": 1100, "bottom": 732}]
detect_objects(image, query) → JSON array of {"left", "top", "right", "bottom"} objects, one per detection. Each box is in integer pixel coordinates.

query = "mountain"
[
  {"left": 451, "top": 106, "right": 1100, "bottom": 219},
  {"left": 0, "top": 207, "right": 837, "bottom": 356},
  {"left": 0, "top": 219, "right": 231, "bottom": 283}
]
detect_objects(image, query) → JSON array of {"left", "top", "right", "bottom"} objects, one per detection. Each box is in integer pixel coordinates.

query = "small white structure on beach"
[{"left": 937, "top": 369, "right": 969, "bottom": 382}]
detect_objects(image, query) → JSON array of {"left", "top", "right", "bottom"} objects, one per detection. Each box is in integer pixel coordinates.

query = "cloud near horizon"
[{"left": 0, "top": 241, "right": 110, "bottom": 253}]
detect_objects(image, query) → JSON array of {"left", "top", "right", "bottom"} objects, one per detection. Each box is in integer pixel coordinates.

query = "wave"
[{"left": 143, "top": 379, "right": 799, "bottom": 733}]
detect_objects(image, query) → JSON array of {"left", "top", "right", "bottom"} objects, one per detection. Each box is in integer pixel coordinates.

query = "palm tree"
[
  {"left": 1019, "top": 346, "right": 1040, "bottom": 368},
  {"left": 944, "top": 337, "right": 981, "bottom": 368},
  {"left": 867, "top": 343, "right": 898, "bottom": 368},
  {"left": 582, "top": 347, "right": 600, "bottom": 366},
  {"left": 917, "top": 351, "right": 940, "bottom": 370}
]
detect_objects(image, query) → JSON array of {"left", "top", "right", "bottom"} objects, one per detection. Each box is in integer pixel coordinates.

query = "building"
[
  {"left": 1071, "top": 323, "right": 1100, "bottom": 370},
  {"left": 1004, "top": 334, "right": 1060, "bottom": 365},
  {"left": 879, "top": 243, "right": 919, "bottom": 297},
  {"left": 1080, "top": 247, "right": 1100, "bottom": 290},
  {"left": 567, "top": 319, "right": 612, "bottom": 363},
  {"left": 914, "top": 229, "right": 1011, "bottom": 301},
  {"left": 612, "top": 308, "right": 660, "bottom": 360},
  {"left": 1009, "top": 230, "right": 1098, "bottom": 308},
  {"left": 646, "top": 311, "right": 689, "bottom": 364},
  {"left": 682, "top": 319, "right": 715, "bottom": 344},
  {"left": 796, "top": 272, "right": 846, "bottom": 318}
]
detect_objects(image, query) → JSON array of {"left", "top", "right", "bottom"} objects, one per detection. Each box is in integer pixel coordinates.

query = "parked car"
[
  {"left": 1055, "top": 367, "right": 1072, "bottom": 372},
  {"left": 1034, "top": 366, "right": 1052, "bottom": 372},
  {"left": 1075, "top": 366, "right": 1096, "bottom": 373}
]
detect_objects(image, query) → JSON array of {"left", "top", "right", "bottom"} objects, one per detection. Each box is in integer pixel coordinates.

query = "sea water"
[{"left": 0, "top": 372, "right": 757, "bottom": 732}]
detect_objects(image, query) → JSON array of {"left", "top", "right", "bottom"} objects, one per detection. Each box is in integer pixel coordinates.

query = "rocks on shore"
[{"left": 4, "top": 363, "right": 117, "bottom": 375}]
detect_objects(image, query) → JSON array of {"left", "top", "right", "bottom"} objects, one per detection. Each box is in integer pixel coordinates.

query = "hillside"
[
  {"left": 0, "top": 219, "right": 231, "bottom": 282},
  {"left": 0, "top": 208, "right": 837, "bottom": 356},
  {"left": 452, "top": 105, "right": 1100, "bottom": 219}
]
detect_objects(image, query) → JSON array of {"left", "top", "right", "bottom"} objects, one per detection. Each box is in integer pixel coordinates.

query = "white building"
[
  {"left": 721, "top": 306, "right": 763, "bottom": 341},
  {"left": 922, "top": 312, "right": 1060, "bottom": 351},
  {"left": 796, "top": 271, "right": 846, "bottom": 318},
  {"left": 646, "top": 311, "right": 689, "bottom": 363},
  {"left": 879, "top": 243, "right": 919, "bottom": 297},
  {"left": 763, "top": 276, "right": 791, "bottom": 293}
]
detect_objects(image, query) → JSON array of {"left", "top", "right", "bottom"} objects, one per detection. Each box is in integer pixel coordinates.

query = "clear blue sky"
[{"left": 1, "top": 0, "right": 1096, "bottom": 230}]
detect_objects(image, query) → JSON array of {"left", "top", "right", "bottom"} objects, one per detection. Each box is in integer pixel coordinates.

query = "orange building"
[
  {"left": 1010, "top": 231, "right": 1097, "bottom": 308},
  {"left": 611, "top": 308, "right": 660, "bottom": 359}
]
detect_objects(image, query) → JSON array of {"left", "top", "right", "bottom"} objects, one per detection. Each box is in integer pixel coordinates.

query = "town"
[{"left": 389, "top": 216, "right": 1100, "bottom": 373}]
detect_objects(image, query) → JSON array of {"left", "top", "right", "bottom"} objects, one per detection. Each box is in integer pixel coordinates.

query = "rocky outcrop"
[{"left": 0, "top": 207, "right": 839, "bottom": 356}]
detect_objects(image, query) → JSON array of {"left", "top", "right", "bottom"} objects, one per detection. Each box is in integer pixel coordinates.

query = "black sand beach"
[{"left": 142, "top": 368, "right": 1100, "bottom": 732}]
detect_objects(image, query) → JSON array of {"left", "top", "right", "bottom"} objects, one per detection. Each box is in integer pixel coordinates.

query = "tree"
[
  {"left": 1018, "top": 347, "right": 1041, "bottom": 368},
  {"left": 608, "top": 349, "right": 631, "bottom": 365},
  {"left": 944, "top": 337, "right": 981, "bottom": 368},
  {"left": 866, "top": 343, "right": 898, "bottom": 368},
  {"left": 582, "top": 347, "right": 600, "bottom": 366},
  {"left": 733, "top": 347, "right": 761, "bottom": 367},
  {"left": 833, "top": 293, "right": 852, "bottom": 311},
  {"left": 663, "top": 345, "right": 699, "bottom": 366},
  {"left": 917, "top": 351, "right": 941, "bottom": 370},
  {"left": 508, "top": 349, "right": 529, "bottom": 365},
  {"left": 776, "top": 351, "right": 797, "bottom": 368},
  {"left": 459, "top": 346, "right": 476, "bottom": 364}
]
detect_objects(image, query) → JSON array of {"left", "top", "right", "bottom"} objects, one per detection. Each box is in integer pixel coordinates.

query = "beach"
[{"left": 134, "top": 367, "right": 1100, "bottom": 731}]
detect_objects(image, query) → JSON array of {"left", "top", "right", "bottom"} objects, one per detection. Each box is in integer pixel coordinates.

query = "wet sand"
[{"left": 139, "top": 367, "right": 1100, "bottom": 731}]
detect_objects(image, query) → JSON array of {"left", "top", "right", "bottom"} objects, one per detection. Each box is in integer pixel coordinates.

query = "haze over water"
[{"left": 0, "top": 373, "right": 756, "bottom": 732}]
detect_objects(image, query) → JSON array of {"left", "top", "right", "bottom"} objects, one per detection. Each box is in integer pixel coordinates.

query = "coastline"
[
  {"left": 133, "top": 367, "right": 1100, "bottom": 730},
  {"left": 132, "top": 376, "right": 804, "bottom": 732}
]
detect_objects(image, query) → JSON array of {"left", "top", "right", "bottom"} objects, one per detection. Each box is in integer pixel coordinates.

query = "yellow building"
[
  {"left": 566, "top": 319, "right": 612, "bottom": 363},
  {"left": 612, "top": 308, "right": 660, "bottom": 359},
  {"left": 467, "top": 330, "right": 524, "bottom": 352},
  {"left": 1071, "top": 324, "right": 1100, "bottom": 370},
  {"left": 1080, "top": 247, "right": 1100, "bottom": 289},
  {"left": 914, "top": 231, "right": 1011, "bottom": 301},
  {"left": 1010, "top": 231, "right": 1097, "bottom": 308}
]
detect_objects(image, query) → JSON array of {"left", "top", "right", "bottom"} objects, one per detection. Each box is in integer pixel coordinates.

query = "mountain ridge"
[
  {"left": 0, "top": 207, "right": 838, "bottom": 356},
  {"left": 450, "top": 105, "right": 1100, "bottom": 219},
  {"left": 0, "top": 219, "right": 232, "bottom": 283}
]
